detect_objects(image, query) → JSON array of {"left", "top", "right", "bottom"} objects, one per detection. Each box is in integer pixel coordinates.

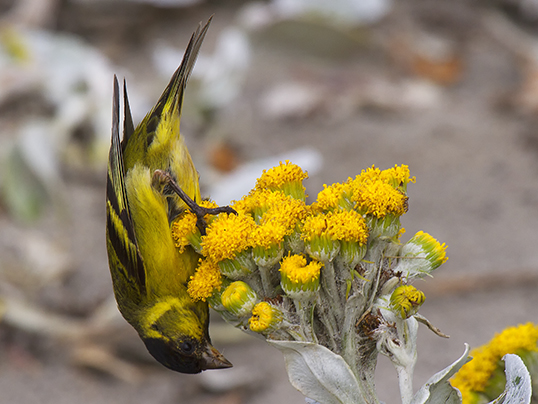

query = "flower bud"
[
  {"left": 249, "top": 302, "right": 283, "bottom": 333},
  {"left": 301, "top": 213, "right": 340, "bottom": 262},
  {"left": 218, "top": 251, "right": 256, "bottom": 280},
  {"left": 395, "top": 231, "right": 448, "bottom": 279},
  {"left": 221, "top": 281, "right": 258, "bottom": 317},
  {"left": 390, "top": 285, "right": 425, "bottom": 319}
]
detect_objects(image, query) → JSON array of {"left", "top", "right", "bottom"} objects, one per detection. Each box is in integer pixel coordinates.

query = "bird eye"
[{"left": 180, "top": 341, "right": 194, "bottom": 355}]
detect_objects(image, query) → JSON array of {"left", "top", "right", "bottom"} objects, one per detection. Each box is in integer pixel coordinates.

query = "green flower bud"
[{"left": 221, "top": 281, "right": 258, "bottom": 317}]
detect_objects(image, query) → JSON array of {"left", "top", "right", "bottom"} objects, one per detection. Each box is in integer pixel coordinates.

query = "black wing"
[{"left": 105, "top": 76, "right": 146, "bottom": 299}]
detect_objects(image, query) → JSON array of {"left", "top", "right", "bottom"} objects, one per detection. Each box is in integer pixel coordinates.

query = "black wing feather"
[
  {"left": 122, "top": 78, "right": 135, "bottom": 150},
  {"left": 106, "top": 76, "right": 146, "bottom": 295}
]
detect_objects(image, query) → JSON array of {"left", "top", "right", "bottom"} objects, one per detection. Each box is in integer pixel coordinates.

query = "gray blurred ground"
[{"left": 1, "top": 1, "right": 538, "bottom": 403}]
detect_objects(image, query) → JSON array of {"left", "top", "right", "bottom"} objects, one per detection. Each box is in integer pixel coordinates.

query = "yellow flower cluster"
[
  {"left": 180, "top": 162, "right": 440, "bottom": 341},
  {"left": 187, "top": 162, "right": 310, "bottom": 301},
  {"left": 451, "top": 323, "right": 538, "bottom": 404},
  {"left": 354, "top": 165, "right": 416, "bottom": 191},
  {"left": 312, "top": 165, "right": 413, "bottom": 220}
]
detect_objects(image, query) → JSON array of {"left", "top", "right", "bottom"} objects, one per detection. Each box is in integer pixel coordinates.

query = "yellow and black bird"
[{"left": 105, "top": 18, "right": 232, "bottom": 374}]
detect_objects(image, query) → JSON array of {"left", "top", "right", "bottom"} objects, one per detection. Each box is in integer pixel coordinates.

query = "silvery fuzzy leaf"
[
  {"left": 488, "top": 354, "right": 531, "bottom": 404},
  {"left": 267, "top": 340, "right": 368, "bottom": 404},
  {"left": 410, "top": 344, "right": 471, "bottom": 404}
]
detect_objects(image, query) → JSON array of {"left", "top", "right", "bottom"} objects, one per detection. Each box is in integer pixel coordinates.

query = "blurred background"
[{"left": 1, "top": 0, "right": 538, "bottom": 403}]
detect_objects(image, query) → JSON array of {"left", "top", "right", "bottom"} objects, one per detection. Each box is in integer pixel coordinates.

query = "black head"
[{"left": 142, "top": 336, "right": 232, "bottom": 374}]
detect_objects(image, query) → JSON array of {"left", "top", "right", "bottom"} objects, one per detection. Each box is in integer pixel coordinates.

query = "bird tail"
[{"left": 122, "top": 17, "right": 212, "bottom": 173}]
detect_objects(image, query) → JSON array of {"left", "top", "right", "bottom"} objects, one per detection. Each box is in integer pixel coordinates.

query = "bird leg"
[{"left": 152, "top": 169, "right": 236, "bottom": 235}]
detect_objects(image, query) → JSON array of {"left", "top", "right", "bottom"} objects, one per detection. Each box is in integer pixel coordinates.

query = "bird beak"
[{"left": 200, "top": 343, "right": 233, "bottom": 370}]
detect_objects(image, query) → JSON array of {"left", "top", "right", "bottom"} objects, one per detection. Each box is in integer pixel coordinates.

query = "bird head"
[{"left": 138, "top": 297, "right": 232, "bottom": 374}]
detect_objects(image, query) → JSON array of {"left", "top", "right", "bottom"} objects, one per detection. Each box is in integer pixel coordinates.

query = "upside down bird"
[{"left": 105, "top": 18, "right": 233, "bottom": 374}]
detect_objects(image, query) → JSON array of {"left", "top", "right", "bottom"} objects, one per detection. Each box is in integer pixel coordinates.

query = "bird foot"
[{"left": 152, "top": 169, "right": 236, "bottom": 235}]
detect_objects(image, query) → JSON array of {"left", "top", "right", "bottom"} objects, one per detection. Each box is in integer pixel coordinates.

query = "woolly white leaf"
[
  {"left": 267, "top": 340, "right": 365, "bottom": 404},
  {"left": 411, "top": 344, "right": 471, "bottom": 404},
  {"left": 489, "top": 354, "right": 531, "bottom": 404}
]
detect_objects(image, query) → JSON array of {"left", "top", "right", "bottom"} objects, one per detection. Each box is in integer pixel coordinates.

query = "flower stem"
[
  {"left": 293, "top": 300, "right": 318, "bottom": 343},
  {"left": 320, "top": 261, "right": 344, "bottom": 322},
  {"left": 258, "top": 265, "right": 275, "bottom": 297}
]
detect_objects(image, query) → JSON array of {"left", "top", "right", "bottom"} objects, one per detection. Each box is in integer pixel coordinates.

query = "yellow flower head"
[
  {"left": 357, "top": 166, "right": 382, "bottom": 183},
  {"left": 326, "top": 209, "right": 369, "bottom": 244},
  {"left": 280, "top": 253, "right": 322, "bottom": 285},
  {"left": 255, "top": 161, "right": 308, "bottom": 200},
  {"left": 451, "top": 323, "right": 538, "bottom": 402},
  {"left": 488, "top": 323, "right": 538, "bottom": 356},
  {"left": 230, "top": 196, "right": 253, "bottom": 216},
  {"left": 301, "top": 212, "right": 339, "bottom": 262},
  {"left": 232, "top": 189, "right": 270, "bottom": 219},
  {"left": 302, "top": 210, "right": 369, "bottom": 243},
  {"left": 314, "top": 182, "right": 354, "bottom": 212},
  {"left": 221, "top": 281, "right": 258, "bottom": 317},
  {"left": 352, "top": 180, "right": 408, "bottom": 218},
  {"left": 187, "top": 259, "right": 223, "bottom": 302},
  {"left": 379, "top": 165, "right": 416, "bottom": 192},
  {"left": 301, "top": 213, "right": 329, "bottom": 241},
  {"left": 251, "top": 221, "right": 287, "bottom": 250},
  {"left": 201, "top": 212, "right": 256, "bottom": 262},
  {"left": 249, "top": 302, "right": 283, "bottom": 333},
  {"left": 355, "top": 165, "right": 415, "bottom": 190},
  {"left": 247, "top": 189, "right": 305, "bottom": 224},
  {"left": 389, "top": 285, "right": 425, "bottom": 319},
  {"left": 235, "top": 190, "right": 307, "bottom": 267},
  {"left": 252, "top": 194, "right": 307, "bottom": 245}
]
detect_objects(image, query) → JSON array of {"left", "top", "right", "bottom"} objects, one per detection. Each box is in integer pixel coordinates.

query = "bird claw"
[{"left": 152, "top": 169, "right": 237, "bottom": 235}]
